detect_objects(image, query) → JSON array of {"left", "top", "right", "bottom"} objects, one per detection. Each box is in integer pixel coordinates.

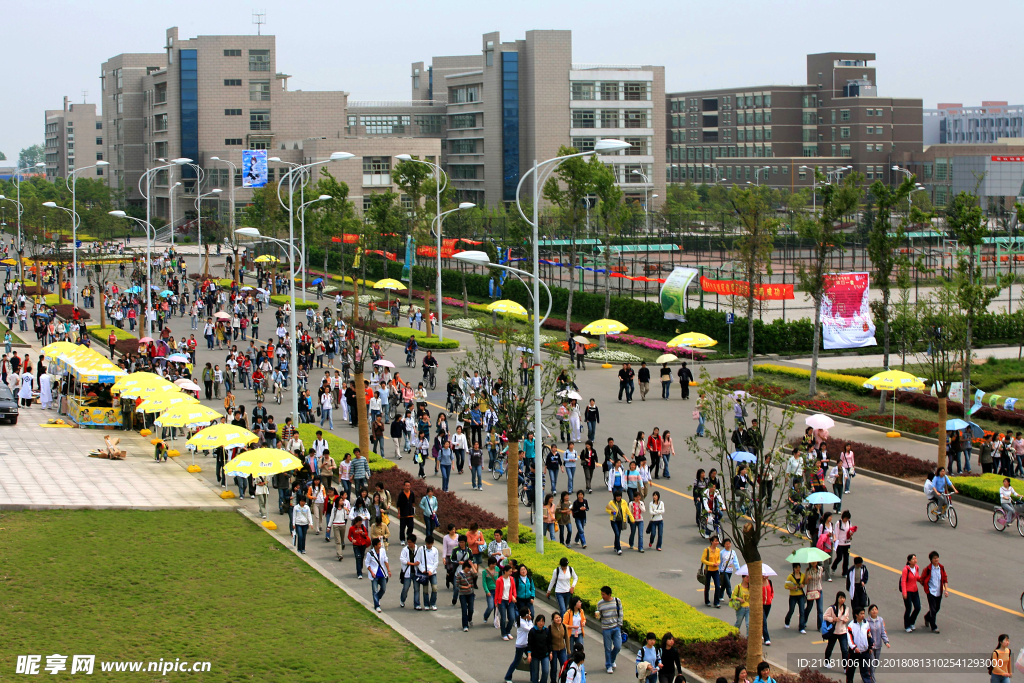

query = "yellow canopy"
[
  {"left": 863, "top": 370, "right": 925, "bottom": 391},
  {"left": 41, "top": 341, "right": 79, "bottom": 357},
  {"left": 187, "top": 424, "right": 258, "bottom": 450},
  {"left": 112, "top": 371, "right": 165, "bottom": 391},
  {"left": 487, "top": 299, "right": 528, "bottom": 316},
  {"left": 136, "top": 393, "right": 199, "bottom": 413},
  {"left": 372, "top": 278, "right": 407, "bottom": 291},
  {"left": 118, "top": 379, "right": 180, "bottom": 399},
  {"left": 154, "top": 404, "right": 224, "bottom": 428},
  {"left": 254, "top": 255, "right": 280, "bottom": 263},
  {"left": 223, "top": 448, "right": 303, "bottom": 476},
  {"left": 581, "top": 318, "right": 629, "bottom": 336},
  {"left": 666, "top": 332, "right": 718, "bottom": 349}
]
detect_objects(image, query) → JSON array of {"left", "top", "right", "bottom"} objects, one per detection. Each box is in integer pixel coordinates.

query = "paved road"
[{"left": 51, "top": 252, "right": 1024, "bottom": 682}]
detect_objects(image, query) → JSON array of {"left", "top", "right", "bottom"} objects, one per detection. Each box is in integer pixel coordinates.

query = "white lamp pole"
[
  {"left": 631, "top": 168, "right": 652, "bottom": 233},
  {"left": 209, "top": 156, "right": 238, "bottom": 276},
  {"left": 41, "top": 201, "right": 81, "bottom": 305},
  {"left": 66, "top": 161, "right": 109, "bottom": 305},
  {"left": 168, "top": 181, "right": 181, "bottom": 247},
  {"left": 297, "top": 194, "right": 335, "bottom": 301},
  {"left": 138, "top": 158, "right": 191, "bottom": 337},
  {"left": 14, "top": 162, "right": 45, "bottom": 285},
  {"left": 196, "top": 188, "right": 223, "bottom": 275},
  {"left": 515, "top": 138, "right": 631, "bottom": 553}
]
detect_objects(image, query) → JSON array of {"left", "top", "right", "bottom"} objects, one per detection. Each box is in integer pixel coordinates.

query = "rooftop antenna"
[
  {"left": 81, "top": 89, "right": 88, "bottom": 103},
  {"left": 252, "top": 10, "right": 266, "bottom": 36}
]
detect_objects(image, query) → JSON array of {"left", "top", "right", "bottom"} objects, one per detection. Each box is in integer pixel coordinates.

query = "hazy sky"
[{"left": 4, "top": 0, "right": 1022, "bottom": 160}]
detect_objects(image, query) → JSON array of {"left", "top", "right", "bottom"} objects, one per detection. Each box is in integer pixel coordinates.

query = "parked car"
[{"left": 0, "top": 383, "right": 19, "bottom": 424}]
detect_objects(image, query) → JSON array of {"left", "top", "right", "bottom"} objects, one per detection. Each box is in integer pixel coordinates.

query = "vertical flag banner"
[
  {"left": 659, "top": 266, "right": 699, "bottom": 321},
  {"left": 821, "top": 272, "right": 876, "bottom": 349},
  {"left": 242, "top": 150, "right": 268, "bottom": 188}
]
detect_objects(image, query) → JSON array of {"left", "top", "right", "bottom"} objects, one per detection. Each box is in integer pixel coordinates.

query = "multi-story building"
[
  {"left": 101, "top": 27, "right": 440, "bottom": 227},
  {"left": 44, "top": 97, "right": 105, "bottom": 181},
  {"left": 923, "top": 101, "right": 1024, "bottom": 145},
  {"left": 666, "top": 52, "right": 923, "bottom": 191},
  {"left": 412, "top": 30, "right": 666, "bottom": 209},
  {"left": 896, "top": 138, "right": 1024, "bottom": 212}
]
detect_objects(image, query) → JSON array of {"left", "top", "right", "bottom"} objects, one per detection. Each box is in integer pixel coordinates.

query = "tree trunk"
[
  {"left": 745, "top": 289, "right": 755, "bottom": 380},
  {"left": 461, "top": 270, "right": 469, "bottom": 313},
  {"left": 57, "top": 258, "right": 64, "bottom": 304},
  {"left": 355, "top": 369, "right": 370, "bottom": 457},
  {"left": 203, "top": 244, "right": 210, "bottom": 278},
  {"left": 742, "top": 525, "right": 764, "bottom": 672},
  {"left": 809, "top": 296, "right": 822, "bottom": 396},
  {"left": 962, "top": 316, "right": 973, "bottom": 419},
  {"left": 233, "top": 247, "right": 241, "bottom": 283},
  {"left": 936, "top": 394, "right": 948, "bottom": 469},
  {"left": 99, "top": 283, "right": 106, "bottom": 328},
  {"left": 882, "top": 289, "right": 891, "bottom": 370},
  {"left": 507, "top": 439, "right": 521, "bottom": 543},
  {"left": 566, "top": 245, "right": 577, "bottom": 339}
]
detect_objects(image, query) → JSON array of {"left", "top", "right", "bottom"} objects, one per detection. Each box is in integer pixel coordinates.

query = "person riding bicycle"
[
  {"left": 999, "top": 477, "right": 1023, "bottom": 518},
  {"left": 272, "top": 368, "right": 285, "bottom": 400},
  {"left": 732, "top": 464, "right": 752, "bottom": 514},
  {"left": 405, "top": 337, "right": 418, "bottom": 364},
  {"left": 422, "top": 350, "right": 438, "bottom": 382},
  {"left": 929, "top": 467, "right": 958, "bottom": 516},
  {"left": 251, "top": 367, "right": 266, "bottom": 396},
  {"left": 701, "top": 482, "right": 725, "bottom": 534}
]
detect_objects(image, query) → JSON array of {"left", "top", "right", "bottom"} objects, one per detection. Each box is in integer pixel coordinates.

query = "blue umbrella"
[
  {"left": 945, "top": 418, "right": 969, "bottom": 431},
  {"left": 730, "top": 451, "right": 757, "bottom": 463},
  {"left": 128, "top": 286, "right": 142, "bottom": 294},
  {"left": 159, "top": 290, "right": 173, "bottom": 298},
  {"left": 966, "top": 422, "right": 985, "bottom": 439},
  {"left": 805, "top": 492, "right": 842, "bottom": 505},
  {"left": 311, "top": 278, "right": 324, "bottom": 286}
]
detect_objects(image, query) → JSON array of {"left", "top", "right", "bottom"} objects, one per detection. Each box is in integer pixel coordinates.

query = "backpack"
[
  {"left": 557, "top": 660, "right": 578, "bottom": 683},
  {"left": 816, "top": 529, "right": 834, "bottom": 554}
]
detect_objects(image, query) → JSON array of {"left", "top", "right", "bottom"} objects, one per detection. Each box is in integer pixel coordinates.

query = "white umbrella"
[
  {"left": 732, "top": 390, "right": 749, "bottom": 400},
  {"left": 373, "top": 359, "right": 396, "bottom": 369},
  {"left": 240, "top": 286, "right": 253, "bottom": 291},
  {"left": 805, "top": 414, "right": 835, "bottom": 430},
  {"left": 572, "top": 335, "right": 590, "bottom": 344},
  {"left": 558, "top": 389, "right": 583, "bottom": 401},
  {"left": 166, "top": 353, "right": 190, "bottom": 363},
  {"left": 737, "top": 563, "right": 777, "bottom": 577},
  {"left": 174, "top": 379, "right": 202, "bottom": 392}
]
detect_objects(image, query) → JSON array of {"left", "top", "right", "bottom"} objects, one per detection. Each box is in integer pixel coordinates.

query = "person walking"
[
  {"left": 292, "top": 496, "right": 312, "bottom": 555},
  {"left": 729, "top": 574, "right": 751, "bottom": 636},
  {"left": 495, "top": 564, "right": 518, "bottom": 641},
  {"left": 254, "top": 475, "right": 270, "bottom": 519},
  {"left": 659, "top": 362, "right": 673, "bottom": 400},
  {"left": 346, "top": 516, "right": 371, "bottom": 579},
  {"left": 660, "top": 430, "right": 675, "bottom": 479},
  {"left": 784, "top": 564, "right": 807, "bottom": 633},
  {"left": 823, "top": 591, "right": 851, "bottom": 665},
  {"left": 919, "top": 550, "right": 948, "bottom": 634},
  {"left": 991, "top": 634, "right": 1012, "bottom": 683},
  {"left": 399, "top": 534, "right": 422, "bottom": 610},
  {"left": 701, "top": 535, "right": 722, "bottom": 608},
  {"left": 580, "top": 442, "right": 598, "bottom": 495},
  {"left": 419, "top": 486, "right": 439, "bottom": 539},
  {"left": 564, "top": 597, "right": 587, "bottom": 654},
  {"left": 831, "top": 511, "right": 854, "bottom": 577},
  {"left": 845, "top": 606, "right": 874, "bottom": 683},
  {"left": 365, "top": 537, "right": 390, "bottom": 613},
  {"left": 678, "top": 362, "right": 693, "bottom": 399},
  {"left": 455, "top": 559, "right": 477, "bottom": 631},
  {"left": 647, "top": 491, "right": 665, "bottom": 551},
  {"left": 584, "top": 399, "right": 600, "bottom": 443},
  {"left": 637, "top": 361, "right": 650, "bottom": 401},
  {"left": 503, "top": 608, "right": 534, "bottom": 683},
  {"left": 865, "top": 604, "right": 890, "bottom": 667},
  {"left": 546, "top": 557, "right": 579, "bottom": 614},
  {"left": 900, "top": 553, "right": 922, "bottom": 632},
  {"left": 802, "top": 561, "right": 825, "bottom": 634},
  {"left": 719, "top": 538, "right": 741, "bottom": 601},
  {"left": 595, "top": 586, "right": 624, "bottom": 675},
  {"left": 328, "top": 492, "right": 350, "bottom": 561}
]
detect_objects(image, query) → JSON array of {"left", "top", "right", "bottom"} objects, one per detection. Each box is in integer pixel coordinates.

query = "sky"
[{"left": 3, "top": 0, "right": 1022, "bottom": 160}]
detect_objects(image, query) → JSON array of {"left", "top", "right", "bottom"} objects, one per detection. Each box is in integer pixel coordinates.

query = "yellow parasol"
[
  {"left": 187, "top": 424, "right": 259, "bottom": 450},
  {"left": 254, "top": 255, "right": 280, "bottom": 263},
  {"left": 154, "top": 404, "right": 223, "bottom": 429},
  {"left": 486, "top": 299, "right": 528, "bottom": 316},
  {"left": 864, "top": 370, "right": 926, "bottom": 438},
  {"left": 372, "top": 278, "right": 407, "bottom": 291},
  {"left": 666, "top": 332, "right": 718, "bottom": 349},
  {"left": 223, "top": 448, "right": 303, "bottom": 476},
  {"left": 581, "top": 318, "right": 629, "bottom": 336}
]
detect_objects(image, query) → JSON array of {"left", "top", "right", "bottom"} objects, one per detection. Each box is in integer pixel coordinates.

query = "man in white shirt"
[
  {"left": 328, "top": 493, "right": 350, "bottom": 561},
  {"left": 418, "top": 535, "right": 440, "bottom": 611},
  {"left": 365, "top": 537, "right": 390, "bottom": 612},
  {"left": 399, "top": 534, "right": 422, "bottom": 610},
  {"left": 845, "top": 606, "right": 873, "bottom": 682}
]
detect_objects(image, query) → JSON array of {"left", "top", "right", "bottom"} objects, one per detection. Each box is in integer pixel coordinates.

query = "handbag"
[
  {"left": 806, "top": 589, "right": 821, "bottom": 601},
  {"left": 697, "top": 561, "right": 708, "bottom": 586},
  {"left": 820, "top": 619, "right": 834, "bottom": 637},
  {"left": 692, "top": 409, "right": 700, "bottom": 420}
]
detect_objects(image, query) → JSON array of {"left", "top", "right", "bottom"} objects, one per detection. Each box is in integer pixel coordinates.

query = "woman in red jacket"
[
  {"left": 899, "top": 553, "right": 922, "bottom": 632},
  {"left": 346, "top": 516, "right": 371, "bottom": 579},
  {"left": 494, "top": 563, "right": 518, "bottom": 640},
  {"left": 646, "top": 428, "right": 663, "bottom": 481}
]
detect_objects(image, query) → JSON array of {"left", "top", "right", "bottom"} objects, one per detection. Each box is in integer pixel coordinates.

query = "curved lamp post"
[{"left": 108, "top": 210, "right": 156, "bottom": 336}]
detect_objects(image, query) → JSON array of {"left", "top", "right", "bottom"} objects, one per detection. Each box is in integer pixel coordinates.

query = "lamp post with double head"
[
  {"left": 108, "top": 210, "right": 156, "bottom": 336},
  {"left": 41, "top": 202, "right": 81, "bottom": 305},
  {"left": 515, "top": 138, "right": 631, "bottom": 553},
  {"left": 168, "top": 181, "right": 181, "bottom": 247},
  {"left": 630, "top": 167, "right": 653, "bottom": 233},
  {"left": 13, "top": 162, "right": 45, "bottom": 285},
  {"left": 66, "top": 161, "right": 110, "bottom": 305},
  {"left": 209, "top": 156, "right": 238, "bottom": 279},
  {"left": 196, "top": 188, "right": 223, "bottom": 276},
  {"left": 235, "top": 226, "right": 304, "bottom": 421},
  {"left": 138, "top": 157, "right": 191, "bottom": 337}
]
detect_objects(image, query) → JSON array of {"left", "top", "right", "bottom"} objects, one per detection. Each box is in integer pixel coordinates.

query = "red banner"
[
  {"left": 330, "top": 234, "right": 360, "bottom": 244},
  {"left": 700, "top": 276, "right": 794, "bottom": 300},
  {"left": 365, "top": 250, "right": 398, "bottom": 261}
]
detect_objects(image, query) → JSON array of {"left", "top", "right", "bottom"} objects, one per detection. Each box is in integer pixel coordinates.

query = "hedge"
[
  {"left": 295, "top": 424, "right": 394, "bottom": 473},
  {"left": 270, "top": 295, "right": 319, "bottom": 311},
  {"left": 86, "top": 325, "right": 140, "bottom": 356},
  {"left": 379, "top": 326, "right": 459, "bottom": 349},
  {"left": 368, "top": 466, "right": 506, "bottom": 531},
  {"left": 754, "top": 363, "right": 870, "bottom": 394},
  {"left": 950, "top": 473, "right": 1024, "bottom": 505},
  {"left": 511, "top": 543, "right": 735, "bottom": 645}
]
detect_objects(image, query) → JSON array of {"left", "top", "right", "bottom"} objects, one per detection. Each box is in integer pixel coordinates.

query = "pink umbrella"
[
  {"left": 805, "top": 414, "right": 835, "bottom": 430},
  {"left": 138, "top": 337, "right": 154, "bottom": 343}
]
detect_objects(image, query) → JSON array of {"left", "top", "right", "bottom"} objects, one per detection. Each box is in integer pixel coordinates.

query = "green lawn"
[
  {"left": 1, "top": 509, "right": 458, "bottom": 683},
  {"left": 0, "top": 319, "right": 24, "bottom": 344}
]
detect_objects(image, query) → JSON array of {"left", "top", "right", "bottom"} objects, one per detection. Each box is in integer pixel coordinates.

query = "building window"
[
  {"left": 449, "top": 85, "right": 480, "bottom": 103},
  {"left": 450, "top": 113, "right": 476, "bottom": 129},
  {"left": 95, "top": 137, "right": 103, "bottom": 145},
  {"left": 624, "top": 110, "right": 648, "bottom": 128},
  {"left": 572, "top": 110, "right": 596, "bottom": 129},
  {"left": 249, "top": 49, "right": 270, "bottom": 71},
  {"left": 224, "top": 49, "right": 241, "bottom": 57},
  {"left": 802, "top": 145, "right": 817, "bottom": 157},
  {"left": 154, "top": 141, "right": 168, "bottom": 158},
  {"left": 598, "top": 110, "right": 617, "bottom": 128},
  {"left": 96, "top": 152, "right": 103, "bottom": 161},
  {"left": 935, "top": 158, "right": 948, "bottom": 181},
  {"left": 416, "top": 114, "right": 442, "bottom": 134},
  {"left": 154, "top": 113, "right": 168, "bottom": 131},
  {"left": 624, "top": 137, "right": 648, "bottom": 156},
  {"left": 840, "top": 145, "right": 851, "bottom": 157},
  {"left": 840, "top": 127, "right": 851, "bottom": 139},
  {"left": 225, "top": 109, "right": 242, "bottom": 116},
  {"left": 225, "top": 138, "right": 243, "bottom": 146},
  {"left": 601, "top": 82, "right": 619, "bottom": 101},
  {"left": 923, "top": 162, "right": 933, "bottom": 179},
  {"left": 249, "top": 140, "right": 269, "bottom": 150},
  {"left": 623, "top": 82, "right": 648, "bottom": 101},
  {"left": 623, "top": 164, "right": 645, "bottom": 182},
  {"left": 801, "top": 94, "right": 817, "bottom": 108},
  {"left": 362, "top": 156, "right": 391, "bottom": 186},
  {"left": 224, "top": 79, "right": 242, "bottom": 87},
  {"left": 250, "top": 110, "right": 271, "bottom": 131},
  {"left": 95, "top": 121, "right": 102, "bottom": 130},
  {"left": 450, "top": 165, "right": 478, "bottom": 179},
  {"left": 249, "top": 80, "right": 270, "bottom": 101},
  {"left": 571, "top": 137, "right": 595, "bottom": 153},
  {"left": 359, "top": 115, "right": 408, "bottom": 134},
  {"left": 571, "top": 82, "right": 595, "bottom": 100},
  {"left": 450, "top": 139, "right": 477, "bottom": 154}
]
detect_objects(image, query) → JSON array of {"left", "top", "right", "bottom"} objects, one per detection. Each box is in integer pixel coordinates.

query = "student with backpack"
[
  {"left": 595, "top": 586, "right": 624, "bottom": 675},
  {"left": 822, "top": 591, "right": 851, "bottom": 664},
  {"left": 635, "top": 632, "right": 663, "bottom": 683},
  {"left": 555, "top": 647, "right": 586, "bottom": 683},
  {"left": 546, "top": 557, "right": 579, "bottom": 614}
]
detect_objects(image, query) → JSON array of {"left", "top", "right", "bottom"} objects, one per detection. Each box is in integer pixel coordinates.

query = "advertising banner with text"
[
  {"left": 699, "top": 276, "right": 795, "bottom": 301},
  {"left": 821, "top": 272, "right": 877, "bottom": 349}
]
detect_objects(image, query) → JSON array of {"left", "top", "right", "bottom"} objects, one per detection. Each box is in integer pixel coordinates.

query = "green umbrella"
[{"left": 785, "top": 547, "right": 831, "bottom": 564}]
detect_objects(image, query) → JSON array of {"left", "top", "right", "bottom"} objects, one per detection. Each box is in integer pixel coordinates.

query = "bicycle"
[
  {"left": 785, "top": 507, "right": 810, "bottom": 535},
  {"left": 992, "top": 501, "right": 1024, "bottom": 536},
  {"left": 518, "top": 478, "right": 536, "bottom": 525},
  {"left": 698, "top": 508, "right": 725, "bottom": 540},
  {"left": 253, "top": 378, "right": 266, "bottom": 403},
  {"left": 405, "top": 350, "right": 416, "bottom": 367},
  {"left": 424, "top": 365, "right": 437, "bottom": 391},
  {"left": 926, "top": 493, "right": 958, "bottom": 528},
  {"left": 273, "top": 381, "right": 283, "bottom": 405},
  {"left": 492, "top": 450, "right": 508, "bottom": 480}
]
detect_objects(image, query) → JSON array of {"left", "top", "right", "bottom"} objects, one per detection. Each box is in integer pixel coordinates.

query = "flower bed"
[
  {"left": 368, "top": 467, "right": 505, "bottom": 530},
  {"left": 86, "top": 325, "right": 139, "bottom": 356},
  {"left": 821, "top": 437, "right": 934, "bottom": 478},
  {"left": 443, "top": 317, "right": 481, "bottom": 331},
  {"left": 512, "top": 331, "right": 556, "bottom": 345},
  {"left": 269, "top": 295, "right": 319, "bottom": 311},
  {"left": 755, "top": 363, "right": 870, "bottom": 394},
  {"left": 295, "top": 424, "right": 394, "bottom": 473},
  {"left": 716, "top": 378, "right": 797, "bottom": 402},
  {"left": 587, "top": 348, "right": 643, "bottom": 363},
  {"left": 792, "top": 399, "right": 863, "bottom": 418},
  {"left": 378, "top": 326, "right": 459, "bottom": 349},
  {"left": 860, "top": 413, "right": 939, "bottom": 437},
  {"left": 892, "top": 389, "right": 1024, "bottom": 427}
]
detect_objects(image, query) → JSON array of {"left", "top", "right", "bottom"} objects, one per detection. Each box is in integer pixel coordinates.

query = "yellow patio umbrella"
[
  {"left": 863, "top": 370, "right": 926, "bottom": 438},
  {"left": 42, "top": 341, "right": 79, "bottom": 357},
  {"left": 581, "top": 318, "right": 629, "bottom": 336},
  {"left": 666, "top": 332, "right": 718, "bottom": 348},
  {"left": 112, "top": 371, "right": 165, "bottom": 391},
  {"left": 187, "top": 423, "right": 258, "bottom": 450},
  {"left": 254, "top": 255, "right": 280, "bottom": 263},
  {"left": 154, "top": 403, "right": 223, "bottom": 429},
  {"left": 118, "top": 377, "right": 179, "bottom": 399},
  {"left": 136, "top": 393, "right": 199, "bottom": 413},
  {"left": 223, "top": 448, "right": 303, "bottom": 477},
  {"left": 372, "top": 278, "right": 407, "bottom": 291},
  {"left": 487, "top": 299, "right": 528, "bottom": 316}
]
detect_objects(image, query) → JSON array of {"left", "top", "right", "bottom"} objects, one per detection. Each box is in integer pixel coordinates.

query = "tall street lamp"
[
  {"left": 13, "top": 162, "right": 45, "bottom": 285},
  {"left": 67, "top": 161, "right": 110, "bottom": 304},
  {"left": 109, "top": 210, "right": 157, "bottom": 336},
  {"left": 0, "top": 194, "right": 23, "bottom": 281},
  {"left": 270, "top": 158, "right": 307, "bottom": 295},
  {"left": 277, "top": 153, "right": 354, "bottom": 321},
  {"left": 41, "top": 201, "right": 81, "bottom": 304},
  {"left": 209, "top": 156, "right": 238, "bottom": 279},
  {"left": 297, "top": 194, "right": 335, "bottom": 301},
  {"left": 515, "top": 138, "right": 631, "bottom": 553},
  {"left": 138, "top": 157, "right": 191, "bottom": 337},
  {"left": 196, "top": 188, "right": 223, "bottom": 276},
  {"left": 630, "top": 167, "right": 652, "bottom": 233},
  {"left": 168, "top": 181, "right": 181, "bottom": 247},
  {"left": 235, "top": 226, "right": 304, "bottom": 421}
]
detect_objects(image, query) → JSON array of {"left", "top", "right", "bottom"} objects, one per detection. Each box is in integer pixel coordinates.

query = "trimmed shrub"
[
  {"left": 822, "top": 437, "right": 934, "bottom": 478},
  {"left": 379, "top": 327, "right": 459, "bottom": 349},
  {"left": 52, "top": 304, "right": 91, "bottom": 321},
  {"left": 950, "top": 473, "right": 1024, "bottom": 505},
  {"left": 294, "top": 424, "right": 394, "bottom": 473},
  {"left": 755, "top": 363, "right": 870, "bottom": 394},
  {"left": 368, "top": 466, "right": 506, "bottom": 531},
  {"left": 270, "top": 295, "right": 319, "bottom": 311},
  {"left": 86, "top": 325, "right": 139, "bottom": 356}
]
